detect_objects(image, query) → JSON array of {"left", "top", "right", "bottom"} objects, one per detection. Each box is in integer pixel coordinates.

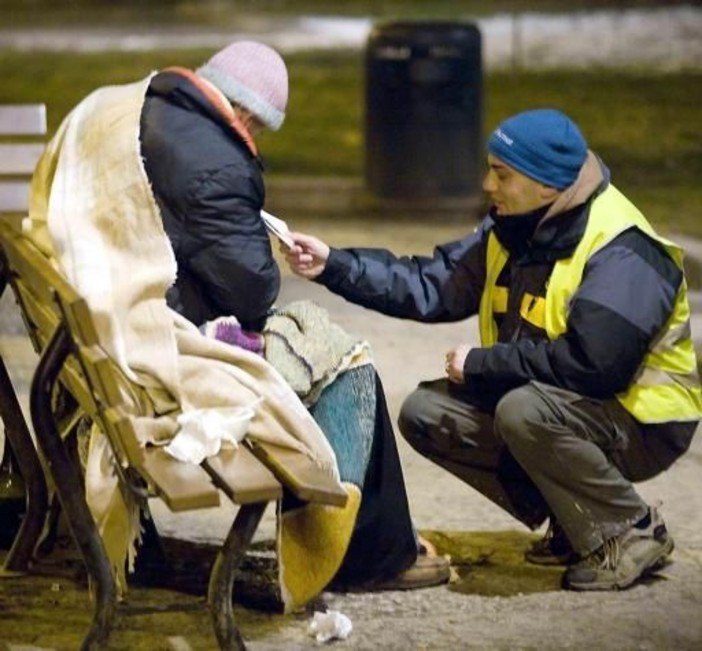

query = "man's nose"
[{"left": 482, "top": 171, "right": 495, "bottom": 193}]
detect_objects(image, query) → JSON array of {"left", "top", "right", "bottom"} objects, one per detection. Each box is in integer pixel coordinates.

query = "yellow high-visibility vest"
[{"left": 479, "top": 184, "right": 702, "bottom": 423}]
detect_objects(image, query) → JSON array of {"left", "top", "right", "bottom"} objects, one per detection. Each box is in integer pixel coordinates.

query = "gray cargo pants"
[{"left": 398, "top": 379, "right": 674, "bottom": 556}]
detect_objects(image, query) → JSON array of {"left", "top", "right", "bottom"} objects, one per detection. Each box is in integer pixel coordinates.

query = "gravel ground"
[
  {"left": 1, "top": 4, "right": 702, "bottom": 642},
  {"left": 3, "top": 213, "right": 699, "bottom": 650},
  {"left": 149, "top": 254, "right": 702, "bottom": 651}
]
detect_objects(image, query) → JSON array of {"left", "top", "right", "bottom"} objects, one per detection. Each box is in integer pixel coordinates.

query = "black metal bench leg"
[
  {"left": 0, "top": 354, "right": 49, "bottom": 572},
  {"left": 208, "top": 501, "right": 267, "bottom": 651},
  {"left": 30, "top": 324, "right": 116, "bottom": 650}
]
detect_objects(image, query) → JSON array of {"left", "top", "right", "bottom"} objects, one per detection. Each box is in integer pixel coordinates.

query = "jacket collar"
[
  {"left": 543, "top": 151, "right": 607, "bottom": 221},
  {"left": 155, "top": 67, "right": 259, "bottom": 157}
]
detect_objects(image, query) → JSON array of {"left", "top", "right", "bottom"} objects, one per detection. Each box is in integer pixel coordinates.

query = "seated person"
[{"left": 141, "top": 39, "right": 450, "bottom": 593}]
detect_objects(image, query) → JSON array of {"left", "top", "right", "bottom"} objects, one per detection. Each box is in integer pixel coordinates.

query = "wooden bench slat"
[
  {"left": 0, "top": 182, "right": 32, "bottom": 213},
  {"left": 0, "top": 105, "right": 47, "bottom": 136},
  {"left": 58, "top": 294, "right": 100, "bottom": 349},
  {"left": 2, "top": 227, "right": 99, "bottom": 345},
  {"left": 142, "top": 446, "right": 221, "bottom": 512},
  {"left": 58, "top": 358, "right": 100, "bottom": 419},
  {"left": 204, "top": 446, "right": 282, "bottom": 504},
  {"left": 101, "top": 407, "right": 146, "bottom": 470},
  {"left": 0, "top": 104, "right": 45, "bottom": 214},
  {"left": 246, "top": 440, "right": 348, "bottom": 507},
  {"left": 0, "top": 144, "right": 45, "bottom": 175},
  {"left": 97, "top": 403, "right": 222, "bottom": 515},
  {"left": 1, "top": 224, "right": 80, "bottom": 306},
  {"left": 4, "top": 271, "right": 100, "bottom": 420},
  {"left": 76, "top": 345, "right": 124, "bottom": 410}
]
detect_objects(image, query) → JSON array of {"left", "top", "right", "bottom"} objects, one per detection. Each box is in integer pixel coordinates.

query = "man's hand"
[
  {"left": 445, "top": 344, "right": 472, "bottom": 383},
  {"left": 284, "top": 232, "right": 330, "bottom": 279}
]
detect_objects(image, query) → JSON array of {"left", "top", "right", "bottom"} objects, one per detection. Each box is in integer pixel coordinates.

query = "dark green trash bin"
[{"left": 365, "top": 21, "right": 483, "bottom": 201}]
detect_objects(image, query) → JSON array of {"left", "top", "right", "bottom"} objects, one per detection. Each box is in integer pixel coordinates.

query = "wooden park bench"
[
  {"left": 0, "top": 103, "right": 50, "bottom": 570},
  {"left": 0, "top": 104, "right": 348, "bottom": 650}
]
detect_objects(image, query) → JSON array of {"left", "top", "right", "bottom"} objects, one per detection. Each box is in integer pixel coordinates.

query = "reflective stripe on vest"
[{"left": 479, "top": 184, "right": 702, "bottom": 423}]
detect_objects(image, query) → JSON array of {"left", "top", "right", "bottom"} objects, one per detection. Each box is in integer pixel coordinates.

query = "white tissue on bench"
[{"left": 164, "top": 404, "right": 257, "bottom": 464}]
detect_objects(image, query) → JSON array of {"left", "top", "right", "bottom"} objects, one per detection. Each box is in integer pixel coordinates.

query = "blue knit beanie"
[{"left": 487, "top": 109, "right": 588, "bottom": 189}]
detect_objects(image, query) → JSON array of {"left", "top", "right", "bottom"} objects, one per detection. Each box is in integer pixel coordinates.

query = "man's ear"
[{"left": 240, "top": 110, "right": 265, "bottom": 136}]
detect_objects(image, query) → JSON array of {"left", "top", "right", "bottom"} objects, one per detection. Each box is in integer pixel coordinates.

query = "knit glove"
[{"left": 201, "top": 316, "right": 265, "bottom": 355}]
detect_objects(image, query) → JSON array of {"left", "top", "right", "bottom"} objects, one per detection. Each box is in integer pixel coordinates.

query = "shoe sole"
[
  {"left": 563, "top": 537, "right": 674, "bottom": 591},
  {"left": 525, "top": 552, "right": 576, "bottom": 566},
  {"left": 334, "top": 556, "right": 451, "bottom": 593},
  {"left": 370, "top": 556, "right": 451, "bottom": 591}
]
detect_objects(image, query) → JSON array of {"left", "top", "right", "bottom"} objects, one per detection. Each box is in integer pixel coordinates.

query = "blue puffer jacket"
[{"left": 139, "top": 70, "right": 280, "bottom": 331}]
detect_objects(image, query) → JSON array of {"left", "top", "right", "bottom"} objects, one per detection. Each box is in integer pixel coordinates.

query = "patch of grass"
[
  {"left": 484, "top": 70, "right": 702, "bottom": 235},
  {"left": 271, "top": 61, "right": 702, "bottom": 236},
  {"left": 1, "top": 49, "right": 700, "bottom": 235},
  {"left": 422, "top": 529, "right": 563, "bottom": 597}
]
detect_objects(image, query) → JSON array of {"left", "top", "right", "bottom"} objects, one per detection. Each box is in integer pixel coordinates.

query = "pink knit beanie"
[{"left": 196, "top": 40, "right": 288, "bottom": 131}]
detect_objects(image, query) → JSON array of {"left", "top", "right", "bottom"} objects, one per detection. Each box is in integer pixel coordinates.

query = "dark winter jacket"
[
  {"left": 139, "top": 70, "right": 280, "bottom": 331},
  {"left": 316, "top": 162, "right": 683, "bottom": 407}
]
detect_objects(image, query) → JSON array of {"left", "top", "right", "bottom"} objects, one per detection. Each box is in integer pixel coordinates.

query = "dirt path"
[{"left": 1, "top": 217, "right": 701, "bottom": 649}]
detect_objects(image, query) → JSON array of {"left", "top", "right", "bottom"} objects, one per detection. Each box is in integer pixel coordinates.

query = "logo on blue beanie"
[
  {"left": 487, "top": 109, "right": 588, "bottom": 190},
  {"left": 494, "top": 128, "right": 513, "bottom": 147}
]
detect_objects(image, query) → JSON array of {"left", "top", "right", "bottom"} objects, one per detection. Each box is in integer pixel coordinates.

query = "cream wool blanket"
[{"left": 25, "top": 76, "right": 348, "bottom": 606}]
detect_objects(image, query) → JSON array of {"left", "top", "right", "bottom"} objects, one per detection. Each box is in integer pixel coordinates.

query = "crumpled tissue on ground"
[
  {"left": 307, "top": 609, "right": 353, "bottom": 643},
  {"left": 164, "top": 403, "right": 257, "bottom": 464}
]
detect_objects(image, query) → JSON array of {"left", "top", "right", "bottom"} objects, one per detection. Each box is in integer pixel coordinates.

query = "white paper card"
[{"left": 261, "top": 209, "right": 295, "bottom": 248}]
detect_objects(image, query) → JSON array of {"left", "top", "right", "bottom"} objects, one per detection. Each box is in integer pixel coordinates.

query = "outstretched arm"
[{"left": 286, "top": 224, "right": 490, "bottom": 323}]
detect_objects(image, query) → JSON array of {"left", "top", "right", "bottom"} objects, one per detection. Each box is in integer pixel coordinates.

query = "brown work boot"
[
  {"left": 330, "top": 540, "right": 451, "bottom": 593},
  {"left": 365, "top": 553, "right": 451, "bottom": 591}
]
